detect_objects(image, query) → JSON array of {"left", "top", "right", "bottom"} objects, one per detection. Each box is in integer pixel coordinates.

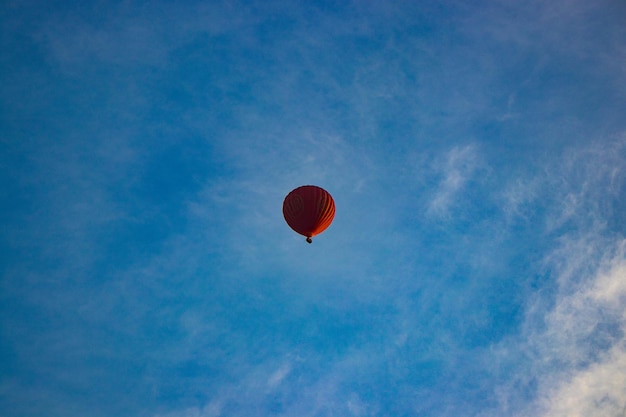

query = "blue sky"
[{"left": 1, "top": 0, "right": 626, "bottom": 416}]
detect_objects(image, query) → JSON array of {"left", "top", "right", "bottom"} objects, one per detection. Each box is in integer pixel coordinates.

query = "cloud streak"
[
  {"left": 427, "top": 144, "right": 481, "bottom": 217},
  {"left": 2, "top": 1, "right": 626, "bottom": 417},
  {"left": 524, "top": 244, "right": 626, "bottom": 417}
]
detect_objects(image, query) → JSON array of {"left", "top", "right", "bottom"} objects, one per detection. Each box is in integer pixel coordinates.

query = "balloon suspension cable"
[{"left": 306, "top": 237, "right": 312, "bottom": 244}]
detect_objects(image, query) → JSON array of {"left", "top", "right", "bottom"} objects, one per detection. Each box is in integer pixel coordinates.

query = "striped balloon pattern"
[{"left": 282, "top": 185, "right": 335, "bottom": 243}]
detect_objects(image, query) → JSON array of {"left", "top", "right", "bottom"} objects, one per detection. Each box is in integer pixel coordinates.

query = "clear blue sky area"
[{"left": 1, "top": 1, "right": 626, "bottom": 416}]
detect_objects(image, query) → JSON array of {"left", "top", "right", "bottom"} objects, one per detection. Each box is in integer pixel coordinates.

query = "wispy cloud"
[
  {"left": 540, "top": 343, "right": 626, "bottom": 417},
  {"left": 427, "top": 144, "right": 481, "bottom": 217},
  {"left": 2, "top": 1, "right": 625, "bottom": 417},
  {"left": 483, "top": 138, "right": 626, "bottom": 417},
  {"left": 527, "top": 245, "right": 626, "bottom": 417}
]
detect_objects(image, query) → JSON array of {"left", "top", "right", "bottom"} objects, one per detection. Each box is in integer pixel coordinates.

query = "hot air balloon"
[{"left": 283, "top": 185, "right": 335, "bottom": 243}]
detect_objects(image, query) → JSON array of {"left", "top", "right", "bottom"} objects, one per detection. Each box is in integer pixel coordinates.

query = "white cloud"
[
  {"left": 539, "top": 343, "right": 626, "bottom": 417},
  {"left": 513, "top": 241, "right": 626, "bottom": 417},
  {"left": 480, "top": 137, "right": 626, "bottom": 417},
  {"left": 427, "top": 144, "right": 481, "bottom": 217},
  {"left": 500, "top": 177, "right": 540, "bottom": 223},
  {"left": 267, "top": 362, "right": 292, "bottom": 388}
]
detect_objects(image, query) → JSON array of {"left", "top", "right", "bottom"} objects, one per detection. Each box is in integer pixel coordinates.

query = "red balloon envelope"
[{"left": 283, "top": 185, "right": 335, "bottom": 243}]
